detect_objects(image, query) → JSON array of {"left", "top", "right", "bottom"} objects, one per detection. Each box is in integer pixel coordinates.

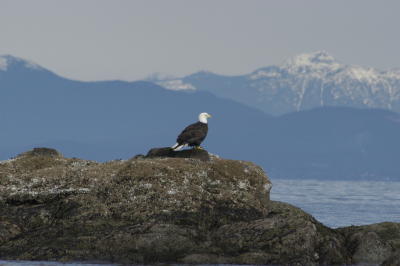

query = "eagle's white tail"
[{"left": 171, "top": 143, "right": 186, "bottom": 151}]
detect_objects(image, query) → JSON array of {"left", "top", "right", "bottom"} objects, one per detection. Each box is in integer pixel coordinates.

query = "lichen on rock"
[{"left": 0, "top": 147, "right": 399, "bottom": 265}]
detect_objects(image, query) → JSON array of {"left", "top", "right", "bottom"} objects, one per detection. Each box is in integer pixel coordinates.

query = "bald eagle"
[{"left": 171, "top": 112, "right": 212, "bottom": 151}]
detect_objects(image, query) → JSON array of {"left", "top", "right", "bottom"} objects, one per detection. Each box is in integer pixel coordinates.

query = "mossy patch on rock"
[{"left": 19, "top": 147, "right": 62, "bottom": 158}]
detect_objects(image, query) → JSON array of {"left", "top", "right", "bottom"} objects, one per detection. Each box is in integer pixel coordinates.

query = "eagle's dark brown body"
[{"left": 176, "top": 121, "right": 208, "bottom": 148}]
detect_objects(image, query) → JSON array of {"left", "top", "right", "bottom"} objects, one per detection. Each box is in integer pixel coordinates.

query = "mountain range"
[
  {"left": 149, "top": 51, "right": 400, "bottom": 115},
  {"left": 1, "top": 54, "right": 400, "bottom": 180}
]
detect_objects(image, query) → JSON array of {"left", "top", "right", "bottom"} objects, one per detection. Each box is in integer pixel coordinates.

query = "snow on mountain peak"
[
  {"left": 346, "top": 66, "right": 380, "bottom": 83},
  {"left": 283, "top": 51, "right": 342, "bottom": 74},
  {"left": 0, "top": 55, "right": 44, "bottom": 71},
  {"left": 293, "top": 51, "right": 336, "bottom": 63},
  {"left": 384, "top": 69, "right": 400, "bottom": 80},
  {"left": 142, "top": 50, "right": 400, "bottom": 114},
  {"left": 155, "top": 79, "right": 196, "bottom": 91},
  {"left": 0, "top": 56, "right": 7, "bottom": 71},
  {"left": 146, "top": 72, "right": 196, "bottom": 91}
]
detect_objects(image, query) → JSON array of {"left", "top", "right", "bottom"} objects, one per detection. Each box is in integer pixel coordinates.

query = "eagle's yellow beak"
[{"left": 208, "top": 114, "right": 212, "bottom": 118}]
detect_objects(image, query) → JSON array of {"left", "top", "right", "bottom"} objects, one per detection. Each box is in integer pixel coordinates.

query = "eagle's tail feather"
[
  {"left": 171, "top": 143, "right": 186, "bottom": 151},
  {"left": 171, "top": 143, "right": 179, "bottom": 149}
]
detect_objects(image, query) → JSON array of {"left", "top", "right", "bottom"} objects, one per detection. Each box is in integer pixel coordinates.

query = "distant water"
[
  {"left": 1, "top": 180, "right": 399, "bottom": 266},
  {"left": 271, "top": 179, "right": 400, "bottom": 228}
]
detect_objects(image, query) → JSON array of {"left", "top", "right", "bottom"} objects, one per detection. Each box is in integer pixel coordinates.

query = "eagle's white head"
[{"left": 198, "top": 112, "right": 212, "bottom": 124}]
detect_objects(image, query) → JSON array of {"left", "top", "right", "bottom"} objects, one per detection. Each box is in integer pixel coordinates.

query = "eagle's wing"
[{"left": 177, "top": 122, "right": 207, "bottom": 144}]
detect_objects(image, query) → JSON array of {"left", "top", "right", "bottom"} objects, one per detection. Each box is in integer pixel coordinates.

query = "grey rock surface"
[{"left": 0, "top": 148, "right": 399, "bottom": 265}]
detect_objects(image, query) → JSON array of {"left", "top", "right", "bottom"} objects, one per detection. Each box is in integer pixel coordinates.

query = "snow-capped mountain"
[
  {"left": 2, "top": 54, "right": 400, "bottom": 180},
  {"left": 150, "top": 51, "right": 400, "bottom": 115}
]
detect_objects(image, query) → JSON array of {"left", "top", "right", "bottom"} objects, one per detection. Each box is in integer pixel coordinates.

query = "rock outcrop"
[
  {"left": 145, "top": 147, "right": 211, "bottom": 161},
  {"left": 0, "top": 148, "right": 399, "bottom": 265}
]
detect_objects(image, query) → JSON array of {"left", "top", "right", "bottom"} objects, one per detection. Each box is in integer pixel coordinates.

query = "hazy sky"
[{"left": 1, "top": 0, "right": 400, "bottom": 81}]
